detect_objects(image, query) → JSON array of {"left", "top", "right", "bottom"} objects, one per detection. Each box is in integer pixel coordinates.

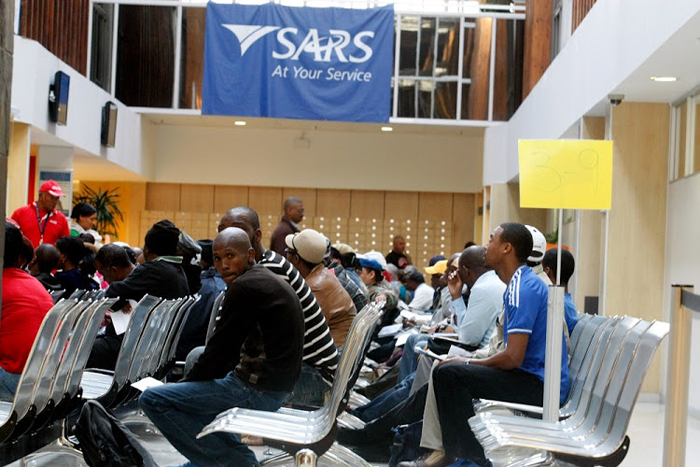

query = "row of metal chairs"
[
  {"left": 0, "top": 297, "right": 115, "bottom": 462},
  {"left": 0, "top": 293, "right": 197, "bottom": 464},
  {"left": 470, "top": 314, "right": 669, "bottom": 466},
  {"left": 198, "top": 301, "right": 385, "bottom": 467}
]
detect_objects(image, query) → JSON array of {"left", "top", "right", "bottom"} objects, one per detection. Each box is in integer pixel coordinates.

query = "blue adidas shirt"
[
  {"left": 564, "top": 293, "right": 579, "bottom": 336},
  {"left": 503, "top": 265, "right": 570, "bottom": 403}
]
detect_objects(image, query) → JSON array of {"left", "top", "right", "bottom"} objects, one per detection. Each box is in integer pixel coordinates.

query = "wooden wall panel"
[
  {"left": 419, "top": 192, "right": 453, "bottom": 220},
  {"left": 213, "top": 185, "right": 249, "bottom": 213},
  {"left": 19, "top": 0, "right": 89, "bottom": 74},
  {"left": 606, "top": 102, "right": 669, "bottom": 393},
  {"left": 385, "top": 192, "right": 419, "bottom": 220},
  {"left": 180, "top": 184, "right": 214, "bottom": 213},
  {"left": 350, "top": 190, "right": 384, "bottom": 219},
  {"left": 452, "top": 193, "right": 476, "bottom": 251},
  {"left": 572, "top": 0, "right": 597, "bottom": 33},
  {"left": 316, "top": 189, "right": 351, "bottom": 218},
  {"left": 249, "top": 187, "right": 283, "bottom": 215},
  {"left": 467, "top": 18, "right": 493, "bottom": 120},
  {"left": 582, "top": 116, "right": 605, "bottom": 140},
  {"left": 146, "top": 183, "right": 180, "bottom": 211},
  {"left": 522, "top": 0, "right": 552, "bottom": 100}
]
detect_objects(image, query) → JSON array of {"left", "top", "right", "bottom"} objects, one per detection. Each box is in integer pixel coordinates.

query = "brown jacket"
[{"left": 305, "top": 264, "right": 357, "bottom": 347}]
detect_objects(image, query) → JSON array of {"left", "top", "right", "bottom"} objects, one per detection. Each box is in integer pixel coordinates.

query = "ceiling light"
[
  {"left": 234, "top": 121, "right": 246, "bottom": 126},
  {"left": 381, "top": 126, "right": 393, "bottom": 132},
  {"left": 650, "top": 76, "right": 678, "bottom": 82}
]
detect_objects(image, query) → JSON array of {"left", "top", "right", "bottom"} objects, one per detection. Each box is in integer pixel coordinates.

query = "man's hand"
[
  {"left": 438, "top": 355, "right": 467, "bottom": 366},
  {"left": 447, "top": 270, "right": 463, "bottom": 300},
  {"left": 121, "top": 302, "right": 133, "bottom": 314}
]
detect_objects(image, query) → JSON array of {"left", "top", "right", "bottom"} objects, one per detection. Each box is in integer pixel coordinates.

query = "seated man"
[
  {"left": 286, "top": 229, "right": 356, "bottom": 347},
  {"left": 401, "top": 223, "right": 570, "bottom": 467},
  {"left": 0, "top": 224, "right": 54, "bottom": 399},
  {"left": 87, "top": 220, "right": 189, "bottom": 370},
  {"left": 404, "top": 270, "right": 435, "bottom": 312},
  {"left": 213, "top": 207, "right": 339, "bottom": 407},
  {"left": 542, "top": 248, "right": 579, "bottom": 335},
  {"left": 352, "top": 246, "right": 504, "bottom": 423},
  {"left": 175, "top": 239, "right": 226, "bottom": 361},
  {"left": 28, "top": 243, "right": 62, "bottom": 292},
  {"left": 140, "top": 227, "right": 304, "bottom": 467}
]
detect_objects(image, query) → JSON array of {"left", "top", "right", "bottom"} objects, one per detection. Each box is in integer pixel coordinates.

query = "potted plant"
[{"left": 73, "top": 184, "right": 124, "bottom": 239}]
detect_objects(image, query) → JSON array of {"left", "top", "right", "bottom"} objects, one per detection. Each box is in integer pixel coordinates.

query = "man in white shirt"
[{"left": 405, "top": 270, "right": 435, "bottom": 311}]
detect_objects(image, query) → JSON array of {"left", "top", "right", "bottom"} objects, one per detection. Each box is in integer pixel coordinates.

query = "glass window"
[
  {"left": 115, "top": 5, "right": 176, "bottom": 107},
  {"left": 90, "top": 3, "right": 114, "bottom": 93},
  {"left": 179, "top": 7, "right": 206, "bottom": 109}
]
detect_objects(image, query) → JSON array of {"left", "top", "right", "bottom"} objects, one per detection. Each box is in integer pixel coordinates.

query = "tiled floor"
[{"left": 10, "top": 400, "right": 699, "bottom": 466}]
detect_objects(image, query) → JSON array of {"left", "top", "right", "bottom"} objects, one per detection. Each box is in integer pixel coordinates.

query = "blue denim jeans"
[
  {"left": 352, "top": 372, "right": 415, "bottom": 422},
  {"left": 0, "top": 366, "right": 20, "bottom": 401},
  {"left": 398, "top": 334, "right": 431, "bottom": 382},
  {"left": 288, "top": 362, "right": 328, "bottom": 407},
  {"left": 139, "top": 372, "right": 290, "bottom": 466}
]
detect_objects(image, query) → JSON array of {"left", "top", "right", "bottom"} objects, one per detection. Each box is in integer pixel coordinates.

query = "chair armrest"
[{"left": 474, "top": 398, "right": 543, "bottom": 416}]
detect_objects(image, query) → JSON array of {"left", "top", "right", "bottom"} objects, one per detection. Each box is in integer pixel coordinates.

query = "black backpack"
[{"left": 73, "top": 400, "right": 157, "bottom": 467}]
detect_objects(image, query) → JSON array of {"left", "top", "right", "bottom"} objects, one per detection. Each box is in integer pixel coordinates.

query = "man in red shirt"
[
  {"left": 11, "top": 180, "right": 70, "bottom": 248},
  {"left": 0, "top": 224, "right": 54, "bottom": 400}
]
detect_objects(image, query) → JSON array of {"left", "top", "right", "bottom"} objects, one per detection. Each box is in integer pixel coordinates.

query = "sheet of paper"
[
  {"left": 131, "top": 377, "right": 165, "bottom": 392},
  {"left": 377, "top": 323, "right": 403, "bottom": 338},
  {"left": 110, "top": 301, "right": 136, "bottom": 336},
  {"left": 447, "top": 345, "right": 473, "bottom": 359},
  {"left": 395, "top": 330, "right": 418, "bottom": 347},
  {"left": 519, "top": 139, "right": 613, "bottom": 210},
  {"left": 415, "top": 346, "right": 445, "bottom": 361}
]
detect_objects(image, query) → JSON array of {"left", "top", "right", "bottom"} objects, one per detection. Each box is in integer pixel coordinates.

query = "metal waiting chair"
[
  {"left": 0, "top": 299, "right": 77, "bottom": 444},
  {"left": 197, "top": 301, "right": 384, "bottom": 467},
  {"left": 205, "top": 291, "right": 226, "bottom": 344},
  {"left": 80, "top": 295, "right": 162, "bottom": 408},
  {"left": 471, "top": 316, "right": 644, "bottom": 434},
  {"left": 471, "top": 320, "right": 669, "bottom": 466},
  {"left": 473, "top": 314, "right": 614, "bottom": 419}
]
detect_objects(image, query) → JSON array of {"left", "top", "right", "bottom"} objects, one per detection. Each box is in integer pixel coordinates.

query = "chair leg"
[
  {"left": 323, "top": 442, "right": 375, "bottom": 467},
  {"left": 260, "top": 452, "right": 294, "bottom": 466},
  {"left": 295, "top": 448, "right": 317, "bottom": 467}
]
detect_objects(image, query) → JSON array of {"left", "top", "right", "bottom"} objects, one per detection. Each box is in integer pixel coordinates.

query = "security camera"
[{"left": 608, "top": 94, "right": 624, "bottom": 106}]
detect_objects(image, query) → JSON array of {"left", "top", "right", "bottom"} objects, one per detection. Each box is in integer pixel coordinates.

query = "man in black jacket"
[
  {"left": 87, "top": 220, "right": 189, "bottom": 370},
  {"left": 140, "top": 227, "right": 304, "bottom": 467}
]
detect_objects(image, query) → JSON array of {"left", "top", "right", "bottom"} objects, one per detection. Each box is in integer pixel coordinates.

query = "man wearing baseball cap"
[
  {"left": 285, "top": 229, "right": 356, "bottom": 347},
  {"left": 11, "top": 180, "right": 70, "bottom": 248}
]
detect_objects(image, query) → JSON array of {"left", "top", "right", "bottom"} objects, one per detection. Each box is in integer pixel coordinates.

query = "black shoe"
[{"left": 336, "top": 426, "right": 374, "bottom": 446}]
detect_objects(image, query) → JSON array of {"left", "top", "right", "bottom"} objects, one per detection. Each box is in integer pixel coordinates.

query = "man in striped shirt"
[{"left": 218, "top": 207, "right": 339, "bottom": 406}]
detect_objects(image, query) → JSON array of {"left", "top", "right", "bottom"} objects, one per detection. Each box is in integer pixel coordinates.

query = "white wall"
[
  {"left": 664, "top": 172, "right": 700, "bottom": 412},
  {"left": 10, "top": 37, "right": 150, "bottom": 178},
  {"left": 482, "top": 0, "right": 700, "bottom": 185},
  {"left": 152, "top": 123, "right": 483, "bottom": 193}
]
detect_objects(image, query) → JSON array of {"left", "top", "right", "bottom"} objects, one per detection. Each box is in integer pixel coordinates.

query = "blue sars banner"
[{"left": 202, "top": 3, "right": 394, "bottom": 123}]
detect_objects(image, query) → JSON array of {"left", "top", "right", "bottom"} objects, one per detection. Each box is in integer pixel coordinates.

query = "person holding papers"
[
  {"left": 398, "top": 223, "right": 570, "bottom": 467},
  {"left": 86, "top": 220, "right": 189, "bottom": 370}
]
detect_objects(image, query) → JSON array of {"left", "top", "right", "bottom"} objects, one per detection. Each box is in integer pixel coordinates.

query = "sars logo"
[{"left": 222, "top": 24, "right": 376, "bottom": 63}]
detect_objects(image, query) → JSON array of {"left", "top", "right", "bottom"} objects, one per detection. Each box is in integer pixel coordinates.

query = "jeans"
[
  {"left": 352, "top": 372, "right": 415, "bottom": 422},
  {"left": 433, "top": 363, "right": 543, "bottom": 464},
  {"left": 289, "top": 362, "right": 328, "bottom": 407},
  {"left": 398, "top": 334, "right": 431, "bottom": 382},
  {"left": 140, "top": 371, "right": 290, "bottom": 466},
  {"left": 0, "top": 366, "right": 21, "bottom": 401}
]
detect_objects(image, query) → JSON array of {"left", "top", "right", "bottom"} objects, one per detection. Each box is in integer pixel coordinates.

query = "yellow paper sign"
[{"left": 519, "top": 140, "right": 613, "bottom": 210}]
